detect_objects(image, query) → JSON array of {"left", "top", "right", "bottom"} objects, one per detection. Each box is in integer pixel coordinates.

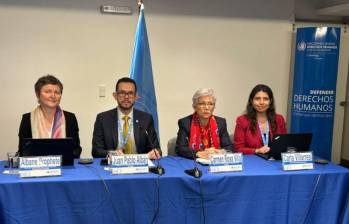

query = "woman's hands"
[
  {"left": 255, "top": 145, "right": 270, "bottom": 154},
  {"left": 196, "top": 147, "right": 224, "bottom": 159}
]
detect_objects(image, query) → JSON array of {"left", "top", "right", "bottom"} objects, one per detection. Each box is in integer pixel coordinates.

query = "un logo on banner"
[{"left": 297, "top": 41, "right": 306, "bottom": 51}]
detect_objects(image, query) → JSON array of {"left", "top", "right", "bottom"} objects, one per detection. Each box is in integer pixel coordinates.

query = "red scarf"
[{"left": 189, "top": 113, "right": 220, "bottom": 151}]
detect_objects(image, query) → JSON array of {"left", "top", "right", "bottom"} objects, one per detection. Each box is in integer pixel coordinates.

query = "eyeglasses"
[
  {"left": 117, "top": 91, "right": 135, "bottom": 97},
  {"left": 197, "top": 102, "right": 215, "bottom": 108}
]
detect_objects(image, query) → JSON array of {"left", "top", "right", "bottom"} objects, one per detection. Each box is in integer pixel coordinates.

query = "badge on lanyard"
[{"left": 258, "top": 121, "right": 269, "bottom": 146}]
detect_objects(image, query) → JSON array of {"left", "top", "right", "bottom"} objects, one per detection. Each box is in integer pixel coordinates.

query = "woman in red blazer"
[{"left": 233, "top": 84, "right": 287, "bottom": 154}]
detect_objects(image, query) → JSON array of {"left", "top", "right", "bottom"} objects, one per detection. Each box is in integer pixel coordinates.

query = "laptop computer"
[
  {"left": 256, "top": 133, "right": 313, "bottom": 160},
  {"left": 22, "top": 138, "right": 74, "bottom": 166}
]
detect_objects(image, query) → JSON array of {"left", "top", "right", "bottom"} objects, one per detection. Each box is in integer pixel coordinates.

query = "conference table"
[{"left": 0, "top": 155, "right": 348, "bottom": 224}]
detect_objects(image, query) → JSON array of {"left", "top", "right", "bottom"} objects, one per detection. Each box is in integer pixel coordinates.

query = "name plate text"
[
  {"left": 18, "top": 156, "right": 62, "bottom": 178},
  {"left": 282, "top": 152, "right": 314, "bottom": 171},
  {"left": 111, "top": 154, "right": 149, "bottom": 174},
  {"left": 19, "top": 156, "right": 61, "bottom": 169},
  {"left": 209, "top": 153, "right": 243, "bottom": 173}
]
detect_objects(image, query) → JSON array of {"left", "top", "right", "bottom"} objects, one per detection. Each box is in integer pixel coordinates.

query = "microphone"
[
  {"left": 144, "top": 129, "right": 165, "bottom": 175},
  {"left": 184, "top": 137, "right": 202, "bottom": 178}
]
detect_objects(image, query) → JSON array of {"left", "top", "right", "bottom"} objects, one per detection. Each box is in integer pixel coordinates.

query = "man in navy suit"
[{"left": 92, "top": 77, "right": 161, "bottom": 159}]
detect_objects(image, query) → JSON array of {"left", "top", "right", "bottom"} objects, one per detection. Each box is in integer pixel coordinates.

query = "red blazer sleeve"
[{"left": 233, "top": 115, "right": 257, "bottom": 155}]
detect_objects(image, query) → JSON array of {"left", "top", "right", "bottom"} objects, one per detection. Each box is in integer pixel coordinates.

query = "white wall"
[{"left": 0, "top": 0, "right": 295, "bottom": 159}]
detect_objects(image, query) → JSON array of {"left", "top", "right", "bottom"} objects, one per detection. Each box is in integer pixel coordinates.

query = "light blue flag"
[{"left": 130, "top": 4, "right": 159, "bottom": 137}]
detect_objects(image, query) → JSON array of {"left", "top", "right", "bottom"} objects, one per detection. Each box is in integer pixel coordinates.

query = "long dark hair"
[{"left": 245, "top": 84, "right": 277, "bottom": 133}]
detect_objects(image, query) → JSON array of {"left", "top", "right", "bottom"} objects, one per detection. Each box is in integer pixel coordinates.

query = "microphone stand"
[
  {"left": 184, "top": 138, "right": 202, "bottom": 178},
  {"left": 145, "top": 130, "right": 165, "bottom": 175}
]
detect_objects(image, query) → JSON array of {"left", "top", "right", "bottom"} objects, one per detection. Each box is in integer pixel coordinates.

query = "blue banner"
[
  {"left": 130, "top": 4, "right": 159, "bottom": 137},
  {"left": 291, "top": 27, "right": 340, "bottom": 160}
]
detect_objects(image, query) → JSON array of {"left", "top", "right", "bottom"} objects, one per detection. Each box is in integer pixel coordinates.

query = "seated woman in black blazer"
[
  {"left": 18, "top": 75, "right": 82, "bottom": 158},
  {"left": 175, "top": 88, "right": 233, "bottom": 159}
]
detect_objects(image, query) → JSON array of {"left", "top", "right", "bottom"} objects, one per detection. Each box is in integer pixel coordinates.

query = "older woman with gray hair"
[{"left": 175, "top": 88, "right": 233, "bottom": 159}]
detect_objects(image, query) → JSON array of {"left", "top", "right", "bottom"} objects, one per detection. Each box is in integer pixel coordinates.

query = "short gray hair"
[{"left": 192, "top": 88, "right": 216, "bottom": 106}]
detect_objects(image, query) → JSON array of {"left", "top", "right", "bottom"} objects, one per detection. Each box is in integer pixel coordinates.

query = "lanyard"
[
  {"left": 258, "top": 121, "right": 269, "bottom": 146},
  {"left": 117, "top": 118, "right": 133, "bottom": 148}
]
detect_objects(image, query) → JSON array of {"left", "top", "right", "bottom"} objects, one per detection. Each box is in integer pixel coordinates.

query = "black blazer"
[
  {"left": 18, "top": 111, "right": 82, "bottom": 158},
  {"left": 175, "top": 115, "right": 233, "bottom": 159},
  {"left": 92, "top": 108, "right": 160, "bottom": 158}
]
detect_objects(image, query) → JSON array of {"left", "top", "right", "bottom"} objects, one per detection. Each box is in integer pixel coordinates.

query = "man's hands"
[{"left": 148, "top": 149, "right": 161, "bottom": 160}]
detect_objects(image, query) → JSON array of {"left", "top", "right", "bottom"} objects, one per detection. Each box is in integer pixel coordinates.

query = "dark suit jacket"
[
  {"left": 175, "top": 115, "right": 233, "bottom": 159},
  {"left": 233, "top": 114, "right": 287, "bottom": 154},
  {"left": 18, "top": 111, "right": 82, "bottom": 158},
  {"left": 92, "top": 108, "right": 160, "bottom": 158}
]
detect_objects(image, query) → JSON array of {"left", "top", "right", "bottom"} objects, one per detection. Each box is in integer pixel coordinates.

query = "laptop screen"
[
  {"left": 268, "top": 133, "right": 313, "bottom": 160},
  {"left": 22, "top": 138, "right": 74, "bottom": 166}
]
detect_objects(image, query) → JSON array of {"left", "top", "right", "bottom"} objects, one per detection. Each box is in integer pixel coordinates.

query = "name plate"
[
  {"left": 18, "top": 156, "right": 62, "bottom": 178},
  {"left": 19, "top": 169, "right": 61, "bottom": 178},
  {"left": 110, "top": 154, "right": 149, "bottom": 175},
  {"left": 19, "top": 156, "right": 62, "bottom": 169},
  {"left": 209, "top": 153, "right": 243, "bottom": 173},
  {"left": 282, "top": 152, "right": 314, "bottom": 171}
]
